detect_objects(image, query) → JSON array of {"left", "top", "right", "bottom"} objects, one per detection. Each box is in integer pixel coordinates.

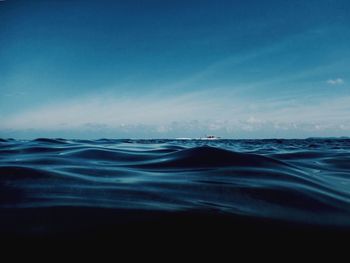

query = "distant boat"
[{"left": 199, "top": 135, "right": 221, "bottom": 140}]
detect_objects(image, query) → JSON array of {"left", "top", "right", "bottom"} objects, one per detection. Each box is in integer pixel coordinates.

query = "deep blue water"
[{"left": 1, "top": 138, "right": 350, "bottom": 238}]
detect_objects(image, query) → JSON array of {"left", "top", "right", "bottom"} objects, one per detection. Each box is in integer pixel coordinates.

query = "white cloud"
[
  {"left": 327, "top": 78, "right": 344, "bottom": 85},
  {"left": 0, "top": 92, "right": 231, "bottom": 130},
  {"left": 2, "top": 91, "right": 350, "bottom": 138}
]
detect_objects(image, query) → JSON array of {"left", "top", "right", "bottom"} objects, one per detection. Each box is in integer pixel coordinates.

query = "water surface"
[{"left": 1, "top": 138, "right": 350, "bottom": 237}]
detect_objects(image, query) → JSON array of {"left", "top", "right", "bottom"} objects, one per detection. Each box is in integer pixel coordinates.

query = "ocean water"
[{"left": 1, "top": 138, "right": 350, "bottom": 238}]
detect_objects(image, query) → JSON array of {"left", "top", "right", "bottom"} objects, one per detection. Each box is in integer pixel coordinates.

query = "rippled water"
[{"left": 1, "top": 138, "right": 350, "bottom": 237}]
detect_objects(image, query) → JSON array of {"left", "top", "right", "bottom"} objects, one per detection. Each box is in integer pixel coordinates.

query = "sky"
[{"left": 1, "top": 0, "right": 350, "bottom": 139}]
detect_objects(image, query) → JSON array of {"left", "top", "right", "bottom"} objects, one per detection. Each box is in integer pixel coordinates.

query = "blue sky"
[{"left": 1, "top": 0, "right": 350, "bottom": 138}]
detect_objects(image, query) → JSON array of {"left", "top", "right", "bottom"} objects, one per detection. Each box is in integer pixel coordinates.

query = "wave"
[
  {"left": 132, "top": 146, "right": 293, "bottom": 169},
  {"left": 1, "top": 138, "right": 350, "bottom": 236}
]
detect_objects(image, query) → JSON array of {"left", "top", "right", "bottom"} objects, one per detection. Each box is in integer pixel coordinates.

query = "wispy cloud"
[
  {"left": 327, "top": 78, "right": 344, "bottom": 85},
  {"left": 2, "top": 91, "right": 350, "bottom": 138},
  {"left": 0, "top": 92, "right": 228, "bottom": 130}
]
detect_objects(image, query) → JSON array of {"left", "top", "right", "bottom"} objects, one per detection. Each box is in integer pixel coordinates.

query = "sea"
[{"left": 1, "top": 138, "right": 350, "bottom": 243}]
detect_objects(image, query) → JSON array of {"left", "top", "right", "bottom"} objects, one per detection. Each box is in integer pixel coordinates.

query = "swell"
[
  {"left": 131, "top": 146, "right": 295, "bottom": 169},
  {"left": 0, "top": 139, "right": 350, "bottom": 228},
  {"left": 33, "top": 138, "right": 68, "bottom": 144}
]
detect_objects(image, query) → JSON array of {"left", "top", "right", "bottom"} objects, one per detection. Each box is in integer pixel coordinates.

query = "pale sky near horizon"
[{"left": 1, "top": 0, "right": 350, "bottom": 139}]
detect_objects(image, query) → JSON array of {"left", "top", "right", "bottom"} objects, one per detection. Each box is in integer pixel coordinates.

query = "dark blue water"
[{"left": 1, "top": 138, "right": 350, "bottom": 238}]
